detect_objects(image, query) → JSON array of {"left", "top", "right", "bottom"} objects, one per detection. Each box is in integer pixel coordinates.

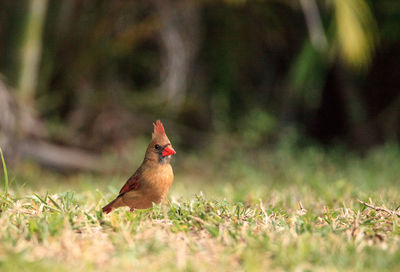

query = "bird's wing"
[{"left": 118, "top": 173, "right": 141, "bottom": 197}]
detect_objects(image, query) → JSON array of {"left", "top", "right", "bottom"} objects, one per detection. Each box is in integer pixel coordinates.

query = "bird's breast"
[
  {"left": 146, "top": 164, "right": 174, "bottom": 194},
  {"left": 125, "top": 164, "right": 174, "bottom": 206}
]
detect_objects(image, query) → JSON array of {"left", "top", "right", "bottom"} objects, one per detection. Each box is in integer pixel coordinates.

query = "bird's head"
[{"left": 145, "top": 120, "right": 176, "bottom": 164}]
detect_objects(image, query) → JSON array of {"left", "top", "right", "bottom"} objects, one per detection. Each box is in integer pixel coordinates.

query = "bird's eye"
[{"left": 154, "top": 144, "right": 161, "bottom": 150}]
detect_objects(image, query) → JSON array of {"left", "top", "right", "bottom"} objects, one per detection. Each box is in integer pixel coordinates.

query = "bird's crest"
[{"left": 152, "top": 120, "right": 166, "bottom": 139}]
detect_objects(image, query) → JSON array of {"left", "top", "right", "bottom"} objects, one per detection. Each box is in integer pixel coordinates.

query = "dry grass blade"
[{"left": 358, "top": 199, "right": 400, "bottom": 217}]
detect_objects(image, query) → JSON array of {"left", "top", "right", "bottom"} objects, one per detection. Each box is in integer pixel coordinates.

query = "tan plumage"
[{"left": 102, "top": 120, "right": 175, "bottom": 213}]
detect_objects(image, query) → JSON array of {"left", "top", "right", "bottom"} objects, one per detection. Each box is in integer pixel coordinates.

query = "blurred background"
[{"left": 0, "top": 0, "right": 399, "bottom": 191}]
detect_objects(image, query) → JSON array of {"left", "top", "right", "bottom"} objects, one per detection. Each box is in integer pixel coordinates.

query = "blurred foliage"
[
  {"left": 333, "top": 0, "right": 378, "bottom": 68},
  {"left": 238, "top": 109, "right": 277, "bottom": 146},
  {"left": 0, "top": 0, "right": 398, "bottom": 154}
]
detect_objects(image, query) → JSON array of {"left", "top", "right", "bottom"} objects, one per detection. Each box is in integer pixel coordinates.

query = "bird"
[{"left": 102, "top": 120, "right": 176, "bottom": 214}]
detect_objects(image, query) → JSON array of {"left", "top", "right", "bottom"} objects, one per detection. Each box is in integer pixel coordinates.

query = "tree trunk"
[
  {"left": 17, "top": 0, "right": 48, "bottom": 104},
  {"left": 154, "top": 0, "right": 200, "bottom": 109}
]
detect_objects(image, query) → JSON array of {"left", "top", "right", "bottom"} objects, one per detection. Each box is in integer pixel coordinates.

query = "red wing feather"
[{"left": 118, "top": 174, "right": 140, "bottom": 196}]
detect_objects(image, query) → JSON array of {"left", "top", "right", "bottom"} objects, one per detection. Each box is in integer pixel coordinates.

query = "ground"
[{"left": 0, "top": 143, "right": 399, "bottom": 271}]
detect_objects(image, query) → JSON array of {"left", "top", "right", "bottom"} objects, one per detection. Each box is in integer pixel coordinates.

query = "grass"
[
  {"left": 0, "top": 142, "right": 400, "bottom": 271},
  {"left": 0, "top": 147, "right": 8, "bottom": 194}
]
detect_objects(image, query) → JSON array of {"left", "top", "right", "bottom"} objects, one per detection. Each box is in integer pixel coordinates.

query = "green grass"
[
  {"left": 0, "top": 143, "right": 400, "bottom": 271},
  {"left": 0, "top": 147, "right": 8, "bottom": 194}
]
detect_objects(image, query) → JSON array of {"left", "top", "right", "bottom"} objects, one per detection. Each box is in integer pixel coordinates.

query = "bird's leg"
[{"left": 166, "top": 198, "right": 172, "bottom": 208}]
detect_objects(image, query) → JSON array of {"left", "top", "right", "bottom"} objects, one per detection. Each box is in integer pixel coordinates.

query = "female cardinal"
[{"left": 102, "top": 120, "right": 176, "bottom": 213}]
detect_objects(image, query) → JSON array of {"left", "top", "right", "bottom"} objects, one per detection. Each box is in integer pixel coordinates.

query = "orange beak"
[{"left": 162, "top": 145, "right": 176, "bottom": 157}]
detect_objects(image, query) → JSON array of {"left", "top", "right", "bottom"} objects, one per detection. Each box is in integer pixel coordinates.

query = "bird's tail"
[{"left": 102, "top": 198, "right": 122, "bottom": 214}]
